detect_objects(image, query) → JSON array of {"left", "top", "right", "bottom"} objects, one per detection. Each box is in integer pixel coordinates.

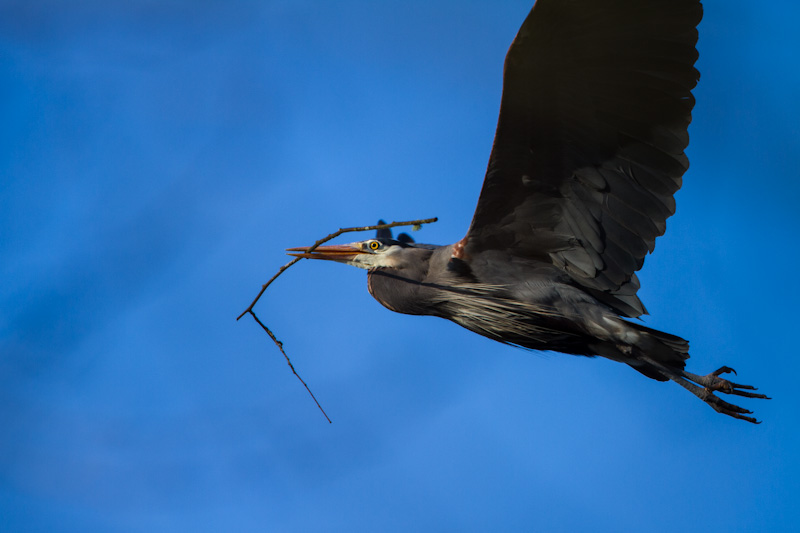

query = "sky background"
[{"left": 2, "top": 1, "right": 799, "bottom": 531}]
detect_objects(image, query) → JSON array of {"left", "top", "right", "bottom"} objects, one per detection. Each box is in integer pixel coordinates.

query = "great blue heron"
[{"left": 288, "top": 0, "right": 769, "bottom": 422}]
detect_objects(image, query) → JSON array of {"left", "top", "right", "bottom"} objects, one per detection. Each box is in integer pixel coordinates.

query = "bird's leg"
[
  {"left": 681, "top": 366, "right": 770, "bottom": 399},
  {"left": 643, "top": 360, "right": 770, "bottom": 424},
  {"left": 671, "top": 373, "right": 766, "bottom": 424}
]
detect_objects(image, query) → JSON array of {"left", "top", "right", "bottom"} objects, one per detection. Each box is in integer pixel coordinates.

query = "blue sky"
[{"left": 2, "top": 1, "right": 799, "bottom": 531}]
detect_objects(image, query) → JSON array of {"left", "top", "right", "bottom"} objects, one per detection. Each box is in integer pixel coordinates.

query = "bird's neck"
[
  {"left": 365, "top": 245, "right": 469, "bottom": 316},
  {"left": 367, "top": 269, "right": 430, "bottom": 316}
]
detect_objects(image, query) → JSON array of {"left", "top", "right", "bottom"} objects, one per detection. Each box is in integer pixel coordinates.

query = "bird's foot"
[{"left": 680, "top": 367, "right": 770, "bottom": 424}]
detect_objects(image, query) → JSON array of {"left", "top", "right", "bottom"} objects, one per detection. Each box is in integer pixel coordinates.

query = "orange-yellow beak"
[{"left": 286, "top": 243, "right": 365, "bottom": 262}]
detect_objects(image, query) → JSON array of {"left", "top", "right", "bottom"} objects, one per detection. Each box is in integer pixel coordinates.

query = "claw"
[
  {"left": 728, "top": 381, "right": 757, "bottom": 391},
  {"left": 672, "top": 366, "right": 769, "bottom": 424},
  {"left": 703, "top": 393, "right": 760, "bottom": 424},
  {"left": 730, "top": 389, "right": 772, "bottom": 399},
  {"left": 711, "top": 366, "right": 737, "bottom": 377}
]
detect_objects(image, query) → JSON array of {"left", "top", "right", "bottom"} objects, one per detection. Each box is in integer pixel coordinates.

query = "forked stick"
[{"left": 238, "top": 217, "right": 438, "bottom": 422}]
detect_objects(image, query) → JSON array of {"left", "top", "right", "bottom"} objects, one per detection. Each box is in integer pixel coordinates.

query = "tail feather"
[{"left": 628, "top": 322, "right": 690, "bottom": 381}]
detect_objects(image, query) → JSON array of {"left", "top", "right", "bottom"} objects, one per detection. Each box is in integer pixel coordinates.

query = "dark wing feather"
[{"left": 462, "top": 0, "right": 702, "bottom": 317}]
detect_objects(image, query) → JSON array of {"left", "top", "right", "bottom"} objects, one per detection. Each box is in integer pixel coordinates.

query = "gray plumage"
[{"left": 289, "top": 0, "right": 768, "bottom": 422}]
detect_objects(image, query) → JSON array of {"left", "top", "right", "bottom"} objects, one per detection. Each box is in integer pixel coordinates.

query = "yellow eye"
[{"left": 369, "top": 241, "right": 380, "bottom": 250}]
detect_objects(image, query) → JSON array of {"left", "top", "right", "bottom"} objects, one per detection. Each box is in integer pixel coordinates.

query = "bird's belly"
[{"left": 439, "top": 287, "right": 603, "bottom": 356}]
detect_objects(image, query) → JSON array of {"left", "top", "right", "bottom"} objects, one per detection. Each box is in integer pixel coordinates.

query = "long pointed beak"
[{"left": 286, "top": 243, "right": 365, "bottom": 262}]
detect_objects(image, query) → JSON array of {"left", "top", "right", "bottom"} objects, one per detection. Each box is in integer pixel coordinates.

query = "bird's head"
[{"left": 287, "top": 237, "right": 414, "bottom": 270}]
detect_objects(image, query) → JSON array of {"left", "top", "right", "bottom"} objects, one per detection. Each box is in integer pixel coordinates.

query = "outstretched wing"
[{"left": 461, "top": 0, "right": 702, "bottom": 317}]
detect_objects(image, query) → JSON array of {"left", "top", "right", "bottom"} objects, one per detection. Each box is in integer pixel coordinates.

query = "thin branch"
[
  {"left": 238, "top": 217, "right": 438, "bottom": 422},
  {"left": 236, "top": 257, "right": 301, "bottom": 321},
  {"left": 248, "top": 309, "right": 332, "bottom": 423}
]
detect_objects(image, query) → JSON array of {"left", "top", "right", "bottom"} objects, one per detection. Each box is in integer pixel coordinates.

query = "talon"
[
  {"left": 673, "top": 366, "right": 769, "bottom": 424},
  {"left": 712, "top": 366, "right": 737, "bottom": 377}
]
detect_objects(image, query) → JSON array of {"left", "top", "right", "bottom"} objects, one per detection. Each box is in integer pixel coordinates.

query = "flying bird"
[{"left": 288, "top": 0, "right": 769, "bottom": 422}]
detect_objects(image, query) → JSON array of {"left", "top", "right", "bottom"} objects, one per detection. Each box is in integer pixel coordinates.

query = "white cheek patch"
[
  {"left": 351, "top": 246, "right": 403, "bottom": 270},
  {"left": 351, "top": 255, "right": 376, "bottom": 270}
]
